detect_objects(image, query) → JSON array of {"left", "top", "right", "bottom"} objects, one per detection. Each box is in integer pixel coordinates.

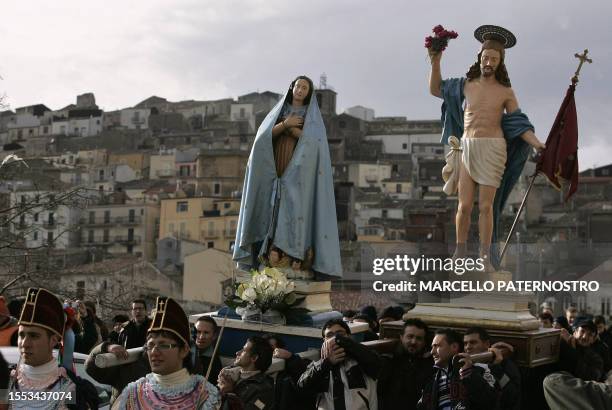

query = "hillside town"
[{"left": 1, "top": 76, "right": 611, "bottom": 322}]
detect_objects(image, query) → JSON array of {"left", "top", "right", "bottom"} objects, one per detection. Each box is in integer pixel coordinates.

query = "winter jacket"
[
  {"left": 298, "top": 336, "right": 382, "bottom": 410},
  {"left": 417, "top": 360, "right": 498, "bottom": 410},
  {"left": 378, "top": 346, "right": 434, "bottom": 410},
  {"left": 84, "top": 341, "right": 150, "bottom": 405}
]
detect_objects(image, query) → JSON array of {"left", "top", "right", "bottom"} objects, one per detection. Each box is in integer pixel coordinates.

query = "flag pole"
[
  {"left": 205, "top": 264, "right": 236, "bottom": 381},
  {"left": 498, "top": 50, "right": 591, "bottom": 267},
  {"left": 498, "top": 173, "right": 537, "bottom": 264}
]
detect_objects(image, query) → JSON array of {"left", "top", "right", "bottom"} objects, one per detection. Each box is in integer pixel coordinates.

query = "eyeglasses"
[{"left": 144, "top": 343, "right": 178, "bottom": 352}]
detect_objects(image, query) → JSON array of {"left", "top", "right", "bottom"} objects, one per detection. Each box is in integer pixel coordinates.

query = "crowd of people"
[{"left": 1, "top": 292, "right": 612, "bottom": 409}]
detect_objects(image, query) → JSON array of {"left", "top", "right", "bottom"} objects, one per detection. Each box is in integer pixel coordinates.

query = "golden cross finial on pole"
[{"left": 572, "top": 49, "right": 592, "bottom": 84}]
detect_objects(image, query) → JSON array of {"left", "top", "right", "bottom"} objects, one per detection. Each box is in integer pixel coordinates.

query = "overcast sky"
[{"left": 1, "top": 0, "right": 610, "bottom": 169}]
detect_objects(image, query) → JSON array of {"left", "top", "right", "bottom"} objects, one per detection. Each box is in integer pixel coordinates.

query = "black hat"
[
  {"left": 18, "top": 288, "right": 65, "bottom": 339},
  {"left": 148, "top": 297, "right": 190, "bottom": 346},
  {"left": 474, "top": 25, "right": 516, "bottom": 49}
]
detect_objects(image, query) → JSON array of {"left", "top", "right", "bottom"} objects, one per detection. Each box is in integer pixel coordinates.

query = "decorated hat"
[
  {"left": 474, "top": 25, "right": 516, "bottom": 49},
  {"left": 18, "top": 288, "right": 65, "bottom": 339},
  {"left": 148, "top": 297, "right": 190, "bottom": 346}
]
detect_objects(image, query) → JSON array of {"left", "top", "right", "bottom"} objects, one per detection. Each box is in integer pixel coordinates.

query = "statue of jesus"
[{"left": 428, "top": 25, "right": 545, "bottom": 272}]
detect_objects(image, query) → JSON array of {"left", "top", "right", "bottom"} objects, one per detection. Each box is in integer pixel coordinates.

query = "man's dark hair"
[
  {"left": 196, "top": 316, "right": 219, "bottom": 335},
  {"left": 285, "top": 75, "right": 315, "bottom": 106},
  {"left": 132, "top": 299, "right": 147, "bottom": 310},
  {"left": 539, "top": 312, "right": 554, "bottom": 323},
  {"left": 435, "top": 328, "right": 462, "bottom": 349},
  {"left": 247, "top": 336, "right": 273, "bottom": 372},
  {"left": 594, "top": 315, "right": 606, "bottom": 326},
  {"left": 465, "top": 327, "right": 490, "bottom": 342},
  {"left": 7, "top": 298, "right": 24, "bottom": 317},
  {"left": 262, "top": 333, "right": 287, "bottom": 349},
  {"left": 147, "top": 330, "right": 193, "bottom": 373},
  {"left": 380, "top": 305, "right": 404, "bottom": 321},
  {"left": 84, "top": 301, "right": 96, "bottom": 315},
  {"left": 403, "top": 318, "right": 429, "bottom": 335},
  {"left": 322, "top": 318, "right": 351, "bottom": 338},
  {"left": 113, "top": 314, "right": 129, "bottom": 324},
  {"left": 342, "top": 309, "right": 357, "bottom": 319}
]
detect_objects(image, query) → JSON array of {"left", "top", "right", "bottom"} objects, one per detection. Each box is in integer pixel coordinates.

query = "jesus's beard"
[{"left": 482, "top": 67, "right": 495, "bottom": 77}]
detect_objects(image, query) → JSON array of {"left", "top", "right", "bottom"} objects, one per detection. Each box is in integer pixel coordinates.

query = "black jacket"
[
  {"left": 274, "top": 354, "right": 313, "bottom": 410},
  {"left": 297, "top": 336, "right": 382, "bottom": 409},
  {"left": 74, "top": 314, "right": 99, "bottom": 354},
  {"left": 559, "top": 339, "right": 605, "bottom": 381},
  {"left": 193, "top": 346, "right": 223, "bottom": 383},
  {"left": 489, "top": 359, "right": 521, "bottom": 410},
  {"left": 85, "top": 341, "right": 150, "bottom": 405},
  {"left": 220, "top": 371, "right": 275, "bottom": 410},
  {"left": 378, "top": 346, "right": 434, "bottom": 410},
  {"left": 117, "top": 318, "right": 152, "bottom": 349},
  {"left": 417, "top": 360, "right": 498, "bottom": 410}
]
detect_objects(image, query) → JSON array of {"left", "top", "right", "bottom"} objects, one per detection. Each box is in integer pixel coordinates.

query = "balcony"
[
  {"left": 201, "top": 230, "right": 220, "bottom": 239},
  {"left": 80, "top": 216, "right": 142, "bottom": 226},
  {"left": 82, "top": 236, "right": 113, "bottom": 246},
  {"left": 80, "top": 217, "right": 115, "bottom": 227},
  {"left": 42, "top": 221, "right": 57, "bottom": 230},
  {"left": 115, "top": 216, "right": 141, "bottom": 226},
  {"left": 115, "top": 235, "right": 141, "bottom": 245}
]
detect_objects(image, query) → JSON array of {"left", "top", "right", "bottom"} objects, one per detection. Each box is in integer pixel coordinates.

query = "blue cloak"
[
  {"left": 440, "top": 78, "right": 534, "bottom": 266},
  {"left": 233, "top": 89, "right": 342, "bottom": 277}
]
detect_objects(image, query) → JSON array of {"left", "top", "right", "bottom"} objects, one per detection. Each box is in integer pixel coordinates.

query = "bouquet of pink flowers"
[{"left": 425, "top": 25, "right": 459, "bottom": 52}]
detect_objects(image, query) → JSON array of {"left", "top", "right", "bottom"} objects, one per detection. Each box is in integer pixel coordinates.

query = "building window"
[
  {"left": 128, "top": 209, "right": 135, "bottom": 222},
  {"left": 89, "top": 211, "right": 95, "bottom": 224},
  {"left": 224, "top": 203, "right": 230, "bottom": 209},
  {"left": 382, "top": 210, "right": 388, "bottom": 218},
  {"left": 103, "top": 229, "right": 109, "bottom": 243},
  {"left": 88, "top": 230, "right": 94, "bottom": 243},
  {"left": 47, "top": 231, "right": 53, "bottom": 243},
  {"left": 402, "top": 143, "right": 408, "bottom": 150},
  {"left": 127, "top": 245, "right": 133, "bottom": 254},
  {"left": 33, "top": 231, "right": 38, "bottom": 240},
  {"left": 396, "top": 184, "right": 402, "bottom": 193},
  {"left": 104, "top": 210, "right": 111, "bottom": 223},
  {"left": 214, "top": 183, "right": 221, "bottom": 195},
  {"left": 176, "top": 201, "right": 188, "bottom": 212},
  {"left": 34, "top": 213, "right": 39, "bottom": 222},
  {"left": 207, "top": 241, "right": 214, "bottom": 248},
  {"left": 48, "top": 213, "right": 55, "bottom": 226}
]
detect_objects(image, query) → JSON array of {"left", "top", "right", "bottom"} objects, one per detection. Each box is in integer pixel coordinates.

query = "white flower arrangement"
[{"left": 227, "top": 267, "right": 299, "bottom": 314}]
